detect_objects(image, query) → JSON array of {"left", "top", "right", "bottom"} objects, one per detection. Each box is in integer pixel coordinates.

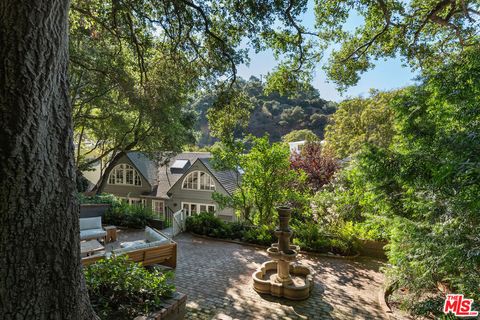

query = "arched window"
[
  {"left": 182, "top": 171, "right": 215, "bottom": 191},
  {"left": 108, "top": 164, "right": 142, "bottom": 186}
]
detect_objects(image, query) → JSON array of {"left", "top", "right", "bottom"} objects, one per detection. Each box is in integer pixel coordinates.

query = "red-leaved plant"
[{"left": 290, "top": 142, "right": 339, "bottom": 193}]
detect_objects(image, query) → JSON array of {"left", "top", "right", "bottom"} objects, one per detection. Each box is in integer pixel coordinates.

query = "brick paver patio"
[{"left": 173, "top": 233, "right": 387, "bottom": 319}]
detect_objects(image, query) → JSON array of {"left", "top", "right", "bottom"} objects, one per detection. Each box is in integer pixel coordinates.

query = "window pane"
[
  {"left": 199, "top": 205, "right": 207, "bottom": 212},
  {"left": 192, "top": 172, "right": 198, "bottom": 189},
  {"left": 115, "top": 168, "right": 123, "bottom": 184},
  {"left": 199, "top": 172, "right": 205, "bottom": 190},
  {"left": 134, "top": 173, "right": 141, "bottom": 186},
  {"left": 157, "top": 201, "right": 164, "bottom": 213},
  {"left": 208, "top": 205, "right": 215, "bottom": 213},
  {"left": 191, "top": 204, "right": 197, "bottom": 214},
  {"left": 126, "top": 169, "right": 133, "bottom": 184}
]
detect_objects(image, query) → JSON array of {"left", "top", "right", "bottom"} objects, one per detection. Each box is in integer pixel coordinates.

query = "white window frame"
[
  {"left": 128, "top": 197, "right": 142, "bottom": 206},
  {"left": 152, "top": 200, "right": 165, "bottom": 218},
  {"left": 107, "top": 164, "right": 142, "bottom": 186},
  {"left": 181, "top": 170, "right": 216, "bottom": 191},
  {"left": 181, "top": 202, "right": 216, "bottom": 216}
]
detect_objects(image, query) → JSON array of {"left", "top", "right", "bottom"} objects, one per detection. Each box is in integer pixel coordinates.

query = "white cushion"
[
  {"left": 80, "top": 229, "right": 106, "bottom": 241},
  {"left": 145, "top": 226, "right": 167, "bottom": 243},
  {"left": 80, "top": 217, "right": 102, "bottom": 231},
  {"left": 148, "top": 239, "right": 170, "bottom": 246},
  {"left": 113, "top": 239, "right": 169, "bottom": 255},
  {"left": 120, "top": 240, "right": 146, "bottom": 249},
  {"left": 113, "top": 242, "right": 148, "bottom": 254}
]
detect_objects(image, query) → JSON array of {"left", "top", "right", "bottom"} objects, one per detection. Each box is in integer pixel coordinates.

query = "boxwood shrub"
[
  {"left": 84, "top": 255, "right": 174, "bottom": 320},
  {"left": 186, "top": 212, "right": 357, "bottom": 255}
]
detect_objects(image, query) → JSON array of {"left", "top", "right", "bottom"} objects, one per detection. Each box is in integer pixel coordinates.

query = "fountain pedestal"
[{"left": 252, "top": 207, "right": 314, "bottom": 300}]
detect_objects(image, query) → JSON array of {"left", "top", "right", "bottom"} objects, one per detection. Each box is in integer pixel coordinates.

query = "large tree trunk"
[{"left": 0, "top": 1, "right": 97, "bottom": 319}]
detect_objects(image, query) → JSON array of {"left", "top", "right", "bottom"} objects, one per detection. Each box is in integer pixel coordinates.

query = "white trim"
[
  {"left": 107, "top": 163, "right": 142, "bottom": 187},
  {"left": 181, "top": 202, "right": 216, "bottom": 216},
  {"left": 181, "top": 170, "right": 216, "bottom": 191}
]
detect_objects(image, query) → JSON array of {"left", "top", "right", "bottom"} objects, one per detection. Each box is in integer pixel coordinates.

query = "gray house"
[{"left": 102, "top": 152, "right": 238, "bottom": 222}]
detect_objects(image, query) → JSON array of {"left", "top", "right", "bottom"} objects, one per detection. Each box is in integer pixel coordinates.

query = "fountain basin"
[
  {"left": 253, "top": 260, "right": 314, "bottom": 300},
  {"left": 267, "top": 245, "right": 299, "bottom": 262}
]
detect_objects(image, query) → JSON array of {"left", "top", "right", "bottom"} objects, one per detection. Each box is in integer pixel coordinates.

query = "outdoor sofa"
[
  {"left": 80, "top": 217, "right": 107, "bottom": 241},
  {"left": 81, "top": 227, "right": 177, "bottom": 268}
]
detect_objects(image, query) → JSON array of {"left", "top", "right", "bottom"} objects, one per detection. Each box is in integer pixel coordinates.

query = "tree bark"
[
  {"left": 94, "top": 151, "right": 126, "bottom": 195},
  {"left": 0, "top": 1, "right": 97, "bottom": 319}
]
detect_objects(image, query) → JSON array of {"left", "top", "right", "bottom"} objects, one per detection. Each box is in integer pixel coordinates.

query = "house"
[
  {"left": 102, "top": 152, "right": 239, "bottom": 222},
  {"left": 288, "top": 140, "right": 326, "bottom": 154},
  {"left": 288, "top": 140, "right": 306, "bottom": 154}
]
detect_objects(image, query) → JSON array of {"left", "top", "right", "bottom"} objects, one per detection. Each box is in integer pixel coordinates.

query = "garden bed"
[
  {"left": 134, "top": 292, "right": 187, "bottom": 320},
  {"left": 80, "top": 203, "right": 111, "bottom": 218}
]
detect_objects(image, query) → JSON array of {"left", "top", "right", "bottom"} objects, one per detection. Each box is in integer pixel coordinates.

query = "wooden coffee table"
[{"left": 81, "top": 240, "right": 104, "bottom": 256}]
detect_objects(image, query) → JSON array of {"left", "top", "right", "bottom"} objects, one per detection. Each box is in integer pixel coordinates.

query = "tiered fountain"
[{"left": 252, "top": 206, "right": 314, "bottom": 300}]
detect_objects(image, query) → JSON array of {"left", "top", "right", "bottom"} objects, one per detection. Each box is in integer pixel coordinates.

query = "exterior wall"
[
  {"left": 103, "top": 154, "right": 152, "bottom": 198},
  {"left": 165, "top": 160, "right": 236, "bottom": 222}
]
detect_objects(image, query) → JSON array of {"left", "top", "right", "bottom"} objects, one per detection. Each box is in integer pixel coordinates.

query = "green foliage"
[
  {"left": 185, "top": 212, "right": 229, "bottom": 238},
  {"left": 242, "top": 224, "right": 276, "bottom": 246},
  {"left": 292, "top": 222, "right": 358, "bottom": 256},
  {"left": 185, "top": 212, "right": 272, "bottom": 243},
  {"left": 77, "top": 193, "right": 119, "bottom": 205},
  {"left": 315, "top": 0, "right": 479, "bottom": 89},
  {"left": 324, "top": 91, "right": 397, "bottom": 159},
  {"left": 84, "top": 255, "right": 174, "bottom": 320},
  {"left": 104, "top": 202, "right": 154, "bottom": 229},
  {"left": 206, "top": 89, "right": 254, "bottom": 143},
  {"left": 279, "top": 106, "right": 305, "bottom": 127},
  {"left": 311, "top": 165, "right": 392, "bottom": 241},
  {"left": 212, "top": 135, "right": 306, "bottom": 225},
  {"left": 194, "top": 77, "right": 336, "bottom": 145},
  {"left": 185, "top": 213, "right": 357, "bottom": 253},
  {"left": 317, "top": 48, "right": 480, "bottom": 314},
  {"left": 282, "top": 129, "right": 319, "bottom": 143},
  {"left": 70, "top": 2, "right": 198, "bottom": 172}
]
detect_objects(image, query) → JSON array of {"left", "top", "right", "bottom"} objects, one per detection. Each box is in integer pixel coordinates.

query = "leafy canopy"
[
  {"left": 318, "top": 46, "right": 480, "bottom": 305},
  {"left": 282, "top": 129, "right": 319, "bottom": 143},
  {"left": 212, "top": 135, "right": 305, "bottom": 225},
  {"left": 324, "top": 90, "right": 397, "bottom": 159}
]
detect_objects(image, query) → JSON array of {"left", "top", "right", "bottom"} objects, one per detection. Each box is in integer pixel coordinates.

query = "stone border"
[
  {"left": 378, "top": 282, "right": 400, "bottom": 320},
  {"left": 188, "top": 232, "right": 361, "bottom": 260},
  {"left": 134, "top": 292, "right": 187, "bottom": 320}
]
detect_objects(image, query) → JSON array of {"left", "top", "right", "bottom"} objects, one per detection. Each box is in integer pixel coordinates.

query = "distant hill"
[{"left": 193, "top": 76, "right": 337, "bottom": 146}]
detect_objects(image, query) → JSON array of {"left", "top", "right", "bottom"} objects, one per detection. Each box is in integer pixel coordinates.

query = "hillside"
[{"left": 193, "top": 77, "right": 337, "bottom": 146}]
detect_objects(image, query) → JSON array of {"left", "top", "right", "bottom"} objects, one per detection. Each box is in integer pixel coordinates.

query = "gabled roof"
[
  {"left": 198, "top": 158, "right": 239, "bottom": 195},
  {"left": 125, "top": 152, "right": 158, "bottom": 187},
  {"left": 155, "top": 152, "right": 211, "bottom": 198}
]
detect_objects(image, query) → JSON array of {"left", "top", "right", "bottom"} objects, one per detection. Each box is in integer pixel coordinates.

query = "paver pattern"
[{"left": 173, "top": 233, "right": 387, "bottom": 320}]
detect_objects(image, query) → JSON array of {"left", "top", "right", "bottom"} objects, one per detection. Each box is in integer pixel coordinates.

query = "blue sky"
[{"left": 237, "top": 4, "right": 418, "bottom": 102}]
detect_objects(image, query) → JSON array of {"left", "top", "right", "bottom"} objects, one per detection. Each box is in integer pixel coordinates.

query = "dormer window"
[
  {"left": 182, "top": 171, "right": 215, "bottom": 191},
  {"left": 108, "top": 164, "right": 142, "bottom": 186}
]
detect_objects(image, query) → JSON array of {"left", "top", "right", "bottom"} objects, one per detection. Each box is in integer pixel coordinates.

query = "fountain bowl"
[{"left": 252, "top": 260, "right": 314, "bottom": 300}]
